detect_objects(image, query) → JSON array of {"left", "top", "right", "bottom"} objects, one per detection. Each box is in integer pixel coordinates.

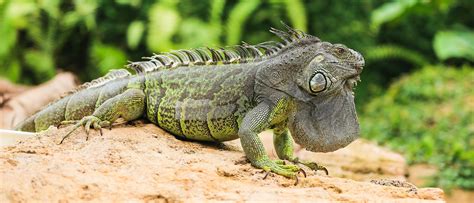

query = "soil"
[
  {"left": 0, "top": 123, "right": 445, "bottom": 202},
  {"left": 408, "top": 164, "right": 474, "bottom": 203}
]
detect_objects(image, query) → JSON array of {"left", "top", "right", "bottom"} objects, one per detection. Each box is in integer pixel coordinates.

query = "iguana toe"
[
  {"left": 58, "top": 120, "right": 78, "bottom": 128},
  {"left": 261, "top": 161, "right": 307, "bottom": 186},
  {"left": 58, "top": 116, "right": 105, "bottom": 144},
  {"left": 291, "top": 157, "right": 329, "bottom": 175},
  {"left": 257, "top": 159, "right": 306, "bottom": 182}
]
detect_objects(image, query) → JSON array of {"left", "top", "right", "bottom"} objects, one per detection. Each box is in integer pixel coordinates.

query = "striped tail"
[
  {"left": 14, "top": 77, "right": 133, "bottom": 132},
  {"left": 14, "top": 94, "right": 72, "bottom": 132},
  {"left": 13, "top": 69, "right": 135, "bottom": 132},
  {"left": 14, "top": 114, "right": 37, "bottom": 132}
]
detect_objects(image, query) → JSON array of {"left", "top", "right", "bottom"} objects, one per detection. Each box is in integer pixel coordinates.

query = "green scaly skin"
[{"left": 15, "top": 25, "right": 364, "bottom": 181}]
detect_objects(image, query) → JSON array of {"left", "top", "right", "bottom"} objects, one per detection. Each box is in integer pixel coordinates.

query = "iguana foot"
[
  {"left": 59, "top": 116, "right": 111, "bottom": 144},
  {"left": 289, "top": 157, "right": 329, "bottom": 175},
  {"left": 256, "top": 159, "right": 306, "bottom": 185}
]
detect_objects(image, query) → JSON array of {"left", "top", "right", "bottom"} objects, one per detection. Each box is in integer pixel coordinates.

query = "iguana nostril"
[{"left": 354, "top": 60, "right": 364, "bottom": 71}]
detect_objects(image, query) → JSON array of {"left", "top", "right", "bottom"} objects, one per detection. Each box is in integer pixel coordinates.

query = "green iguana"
[{"left": 15, "top": 23, "right": 364, "bottom": 182}]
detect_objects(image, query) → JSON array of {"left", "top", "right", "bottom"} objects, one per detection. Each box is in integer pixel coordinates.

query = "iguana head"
[
  {"left": 296, "top": 42, "right": 364, "bottom": 97},
  {"left": 257, "top": 27, "right": 364, "bottom": 102},
  {"left": 288, "top": 41, "right": 364, "bottom": 152},
  {"left": 256, "top": 25, "right": 364, "bottom": 152}
]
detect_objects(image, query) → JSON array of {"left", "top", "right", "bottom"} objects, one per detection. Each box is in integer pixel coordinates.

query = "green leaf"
[
  {"left": 72, "top": 0, "right": 98, "bottom": 30},
  {"left": 127, "top": 21, "right": 145, "bottom": 49},
  {"left": 226, "top": 0, "right": 261, "bottom": 45},
  {"left": 90, "top": 43, "right": 127, "bottom": 75},
  {"left": 433, "top": 30, "right": 474, "bottom": 61},
  {"left": 364, "top": 44, "right": 429, "bottom": 67},
  {"left": 210, "top": 0, "right": 225, "bottom": 26},
  {"left": 38, "top": 0, "right": 61, "bottom": 19},
  {"left": 0, "top": 59, "right": 21, "bottom": 82},
  {"left": 115, "top": 0, "right": 141, "bottom": 7},
  {"left": 24, "top": 49, "right": 55, "bottom": 82},
  {"left": 62, "top": 12, "right": 80, "bottom": 28},
  {"left": 178, "top": 18, "right": 220, "bottom": 48},
  {"left": 284, "top": 0, "right": 307, "bottom": 32},
  {"left": 146, "top": 3, "right": 181, "bottom": 52},
  {"left": 0, "top": 20, "right": 17, "bottom": 59},
  {"left": 370, "top": 0, "right": 417, "bottom": 32},
  {"left": 5, "top": 0, "right": 38, "bottom": 29}
]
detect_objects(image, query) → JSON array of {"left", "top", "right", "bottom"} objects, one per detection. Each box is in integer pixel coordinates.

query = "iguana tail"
[
  {"left": 14, "top": 70, "right": 133, "bottom": 132},
  {"left": 14, "top": 91, "right": 78, "bottom": 132},
  {"left": 14, "top": 115, "right": 37, "bottom": 132}
]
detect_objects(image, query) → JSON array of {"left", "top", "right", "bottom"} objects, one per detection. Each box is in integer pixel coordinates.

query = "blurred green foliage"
[
  {"left": 0, "top": 0, "right": 473, "bottom": 190},
  {"left": 1, "top": 0, "right": 472, "bottom": 84},
  {"left": 361, "top": 66, "right": 474, "bottom": 190},
  {"left": 434, "top": 30, "right": 474, "bottom": 61}
]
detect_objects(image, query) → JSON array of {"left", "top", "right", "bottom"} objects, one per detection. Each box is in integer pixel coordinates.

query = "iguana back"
[{"left": 144, "top": 64, "right": 258, "bottom": 141}]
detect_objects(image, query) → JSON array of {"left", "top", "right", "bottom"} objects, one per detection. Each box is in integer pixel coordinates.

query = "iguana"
[{"left": 15, "top": 23, "right": 364, "bottom": 182}]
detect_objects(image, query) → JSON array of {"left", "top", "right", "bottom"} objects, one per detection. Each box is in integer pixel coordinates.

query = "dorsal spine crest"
[{"left": 127, "top": 22, "right": 320, "bottom": 75}]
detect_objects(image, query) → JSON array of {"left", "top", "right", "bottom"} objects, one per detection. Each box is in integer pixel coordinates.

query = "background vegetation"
[
  {"left": 0, "top": 0, "right": 472, "bottom": 190},
  {"left": 362, "top": 65, "right": 473, "bottom": 190}
]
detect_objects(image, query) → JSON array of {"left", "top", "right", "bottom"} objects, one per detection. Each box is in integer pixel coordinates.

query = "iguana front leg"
[
  {"left": 239, "top": 102, "right": 302, "bottom": 179},
  {"left": 60, "top": 88, "right": 145, "bottom": 143},
  {"left": 273, "top": 124, "right": 329, "bottom": 175}
]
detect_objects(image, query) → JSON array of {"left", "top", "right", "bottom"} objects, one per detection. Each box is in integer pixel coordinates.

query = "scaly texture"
[{"left": 15, "top": 23, "right": 365, "bottom": 179}]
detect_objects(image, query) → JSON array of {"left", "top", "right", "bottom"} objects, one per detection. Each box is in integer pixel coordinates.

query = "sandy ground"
[{"left": 0, "top": 123, "right": 444, "bottom": 202}]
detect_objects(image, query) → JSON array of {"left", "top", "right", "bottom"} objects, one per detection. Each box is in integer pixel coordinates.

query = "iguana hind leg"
[
  {"left": 273, "top": 125, "right": 329, "bottom": 175},
  {"left": 59, "top": 88, "right": 145, "bottom": 144}
]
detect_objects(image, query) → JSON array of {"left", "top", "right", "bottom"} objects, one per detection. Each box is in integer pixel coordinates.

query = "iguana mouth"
[
  {"left": 345, "top": 62, "right": 363, "bottom": 90},
  {"left": 346, "top": 75, "right": 360, "bottom": 90}
]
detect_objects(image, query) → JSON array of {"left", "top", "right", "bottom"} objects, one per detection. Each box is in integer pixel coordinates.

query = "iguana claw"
[
  {"left": 258, "top": 159, "right": 309, "bottom": 185},
  {"left": 298, "top": 168, "right": 307, "bottom": 178},
  {"left": 294, "top": 174, "right": 299, "bottom": 186},
  {"left": 58, "top": 116, "right": 109, "bottom": 144},
  {"left": 263, "top": 170, "right": 271, "bottom": 180},
  {"left": 292, "top": 157, "right": 329, "bottom": 175}
]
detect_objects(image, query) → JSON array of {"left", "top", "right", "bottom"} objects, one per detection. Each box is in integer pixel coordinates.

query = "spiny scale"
[
  {"left": 60, "top": 22, "right": 319, "bottom": 100},
  {"left": 126, "top": 24, "right": 319, "bottom": 76},
  {"left": 61, "top": 69, "right": 131, "bottom": 99}
]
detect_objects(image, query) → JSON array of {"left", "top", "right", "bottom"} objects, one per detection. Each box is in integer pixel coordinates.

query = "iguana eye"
[
  {"left": 309, "top": 72, "right": 327, "bottom": 93},
  {"left": 336, "top": 47, "right": 345, "bottom": 55}
]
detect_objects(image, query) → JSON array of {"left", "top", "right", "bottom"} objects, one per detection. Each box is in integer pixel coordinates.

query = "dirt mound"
[{"left": 0, "top": 124, "right": 444, "bottom": 202}]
